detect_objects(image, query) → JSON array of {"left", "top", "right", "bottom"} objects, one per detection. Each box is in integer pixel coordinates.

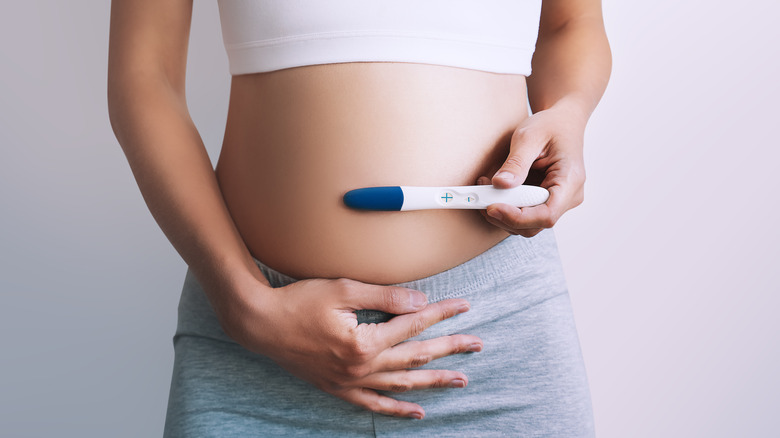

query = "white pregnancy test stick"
[{"left": 343, "top": 185, "right": 549, "bottom": 211}]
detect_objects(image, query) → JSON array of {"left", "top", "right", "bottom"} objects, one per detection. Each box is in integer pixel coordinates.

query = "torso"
[{"left": 215, "top": 62, "right": 527, "bottom": 284}]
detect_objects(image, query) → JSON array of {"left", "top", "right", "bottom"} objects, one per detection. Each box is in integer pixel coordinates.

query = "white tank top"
[{"left": 217, "top": 0, "right": 542, "bottom": 76}]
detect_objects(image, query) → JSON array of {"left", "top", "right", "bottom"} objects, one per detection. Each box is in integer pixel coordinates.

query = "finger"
[
  {"left": 479, "top": 173, "right": 549, "bottom": 235},
  {"left": 340, "top": 388, "right": 425, "bottom": 419},
  {"left": 359, "top": 369, "right": 469, "bottom": 393},
  {"left": 486, "top": 184, "right": 567, "bottom": 230},
  {"left": 372, "top": 298, "right": 471, "bottom": 349},
  {"left": 337, "top": 278, "right": 428, "bottom": 314},
  {"left": 372, "top": 335, "right": 483, "bottom": 372},
  {"left": 479, "top": 208, "right": 544, "bottom": 238},
  {"left": 491, "top": 129, "right": 548, "bottom": 189}
]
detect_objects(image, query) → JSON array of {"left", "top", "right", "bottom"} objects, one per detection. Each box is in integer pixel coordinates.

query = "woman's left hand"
[{"left": 476, "top": 101, "right": 588, "bottom": 237}]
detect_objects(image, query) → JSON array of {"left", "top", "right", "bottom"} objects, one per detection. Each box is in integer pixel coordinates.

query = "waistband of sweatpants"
[{"left": 251, "top": 228, "right": 556, "bottom": 303}]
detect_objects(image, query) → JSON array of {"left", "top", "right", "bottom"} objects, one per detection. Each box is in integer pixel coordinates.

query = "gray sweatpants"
[{"left": 163, "top": 228, "right": 595, "bottom": 437}]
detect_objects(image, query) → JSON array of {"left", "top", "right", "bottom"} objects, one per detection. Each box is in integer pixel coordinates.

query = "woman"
[{"left": 108, "top": 0, "right": 611, "bottom": 435}]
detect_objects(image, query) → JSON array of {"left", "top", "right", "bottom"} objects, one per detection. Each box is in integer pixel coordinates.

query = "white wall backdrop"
[{"left": 1, "top": 1, "right": 777, "bottom": 437}]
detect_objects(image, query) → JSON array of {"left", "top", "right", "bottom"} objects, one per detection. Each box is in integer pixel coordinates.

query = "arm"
[
  {"left": 107, "top": 0, "right": 266, "bottom": 326},
  {"left": 107, "top": 0, "right": 480, "bottom": 419},
  {"left": 478, "top": 0, "right": 612, "bottom": 236}
]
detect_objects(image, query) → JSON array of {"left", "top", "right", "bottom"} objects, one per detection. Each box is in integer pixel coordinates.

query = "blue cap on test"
[{"left": 343, "top": 186, "right": 404, "bottom": 211}]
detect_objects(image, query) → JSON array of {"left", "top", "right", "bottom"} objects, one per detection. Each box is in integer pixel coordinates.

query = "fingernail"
[
  {"left": 411, "top": 292, "right": 428, "bottom": 309},
  {"left": 458, "top": 302, "right": 470, "bottom": 313},
  {"left": 494, "top": 171, "right": 515, "bottom": 183},
  {"left": 487, "top": 209, "right": 503, "bottom": 220},
  {"left": 468, "top": 343, "right": 483, "bottom": 352},
  {"left": 410, "top": 411, "right": 424, "bottom": 420},
  {"left": 449, "top": 378, "right": 467, "bottom": 388}
]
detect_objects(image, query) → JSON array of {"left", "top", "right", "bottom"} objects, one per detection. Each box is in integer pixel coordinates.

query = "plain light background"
[{"left": 1, "top": 1, "right": 778, "bottom": 437}]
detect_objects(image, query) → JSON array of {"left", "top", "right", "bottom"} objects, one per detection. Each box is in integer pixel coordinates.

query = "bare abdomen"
[{"left": 216, "top": 62, "right": 528, "bottom": 284}]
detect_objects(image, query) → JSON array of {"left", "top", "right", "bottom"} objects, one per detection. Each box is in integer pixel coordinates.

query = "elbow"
[
  {"left": 106, "top": 63, "right": 134, "bottom": 141},
  {"left": 106, "top": 79, "right": 121, "bottom": 132},
  {"left": 105, "top": 69, "right": 183, "bottom": 146},
  {"left": 599, "top": 28, "right": 613, "bottom": 88},
  {"left": 106, "top": 75, "right": 125, "bottom": 146},
  {"left": 106, "top": 75, "right": 134, "bottom": 147}
]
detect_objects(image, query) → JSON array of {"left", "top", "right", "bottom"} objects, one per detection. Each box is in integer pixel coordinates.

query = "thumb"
[
  {"left": 492, "top": 130, "right": 546, "bottom": 189},
  {"left": 341, "top": 280, "right": 428, "bottom": 314}
]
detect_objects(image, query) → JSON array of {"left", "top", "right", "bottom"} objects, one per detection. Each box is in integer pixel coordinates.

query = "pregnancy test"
[{"left": 343, "top": 185, "right": 549, "bottom": 211}]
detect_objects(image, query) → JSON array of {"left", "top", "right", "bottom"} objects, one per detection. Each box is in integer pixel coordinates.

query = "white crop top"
[{"left": 217, "top": 0, "right": 542, "bottom": 76}]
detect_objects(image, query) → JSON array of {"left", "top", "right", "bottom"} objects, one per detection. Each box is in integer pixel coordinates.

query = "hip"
[
  {"left": 176, "top": 228, "right": 570, "bottom": 352},
  {"left": 166, "top": 228, "right": 595, "bottom": 436}
]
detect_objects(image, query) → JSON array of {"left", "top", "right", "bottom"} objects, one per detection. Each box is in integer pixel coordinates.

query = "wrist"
[
  {"left": 546, "top": 94, "right": 592, "bottom": 128},
  {"left": 192, "top": 253, "right": 269, "bottom": 297},
  {"left": 191, "top": 253, "right": 276, "bottom": 343},
  {"left": 221, "top": 269, "right": 279, "bottom": 350}
]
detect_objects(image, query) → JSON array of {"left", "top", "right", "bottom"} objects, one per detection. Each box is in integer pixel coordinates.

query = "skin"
[
  {"left": 481, "top": 0, "right": 613, "bottom": 236},
  {"left": 107, "top": 0, "right": 610, "bottom": 421},
  {"left": 216, "top": 62, "right": 520, "bottom": 284}
]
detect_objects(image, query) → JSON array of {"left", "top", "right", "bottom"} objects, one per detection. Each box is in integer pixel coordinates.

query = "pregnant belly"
[{"left": 216, "top": 62, "right": 528, "bottom": 284}]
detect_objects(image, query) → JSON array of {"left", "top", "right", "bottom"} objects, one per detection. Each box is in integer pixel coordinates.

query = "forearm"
[
  {"left": 527, "top": 12, "right": 612, "bottom": 123},
  {"left": 108, "top": 75, "right": 270, "bottom": 318}
]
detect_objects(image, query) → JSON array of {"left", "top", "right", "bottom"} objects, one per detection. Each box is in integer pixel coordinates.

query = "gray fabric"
[{"left": 163, "top": 228, "right": 595, "bottom": 437}]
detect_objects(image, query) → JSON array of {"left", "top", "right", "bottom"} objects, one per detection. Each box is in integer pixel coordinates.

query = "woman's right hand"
[{"left": 222, "top": 277, "right": 483, "bottom": 420}]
